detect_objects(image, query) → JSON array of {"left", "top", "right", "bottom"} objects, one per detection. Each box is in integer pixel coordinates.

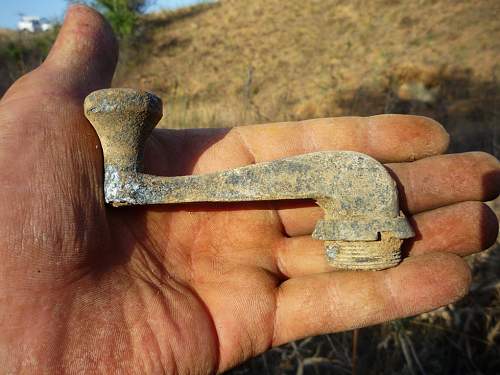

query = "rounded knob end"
[
  {"left": 84, "top": 88, "right": 163, "bottom": 173},
  {"left": 84, "top": 88, "right": 162, "bottom": 120}
]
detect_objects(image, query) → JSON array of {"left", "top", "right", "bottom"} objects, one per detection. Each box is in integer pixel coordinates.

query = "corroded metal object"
[{"left": 84, "top": 88, "right": 414, "bottom": 270}]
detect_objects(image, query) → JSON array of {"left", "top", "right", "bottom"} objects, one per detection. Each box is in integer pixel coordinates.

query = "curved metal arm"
[{"left": 84, "top": 88, "right": 414, "bottom": 271}]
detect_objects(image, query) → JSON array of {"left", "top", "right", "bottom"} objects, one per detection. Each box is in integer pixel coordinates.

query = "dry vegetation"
[
  {"left": 1, "top": 0, "right": 499, "bottom": 373},
  {"left": 115, "top": 0, "right": 499, "bottom": 157},
  {"left": 115, "top": 1, "right": 500, "bottom": 373},
  {"left": 0, "top": 27, "right": 58, "bottom": 94}
]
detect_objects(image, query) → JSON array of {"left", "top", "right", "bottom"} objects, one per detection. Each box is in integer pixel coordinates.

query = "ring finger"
[{"left": 274, "top": 201, "right": 498, "bottom": 278}]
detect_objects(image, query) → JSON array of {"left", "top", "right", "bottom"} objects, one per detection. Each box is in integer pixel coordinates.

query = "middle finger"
[{"left": 276, "top": 152, "right": 499, "bottom": 237}]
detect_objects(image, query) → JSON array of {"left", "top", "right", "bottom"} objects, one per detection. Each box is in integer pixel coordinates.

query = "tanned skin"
[{"left": 0, "top": 5, "right": 498, "bottom": 374}]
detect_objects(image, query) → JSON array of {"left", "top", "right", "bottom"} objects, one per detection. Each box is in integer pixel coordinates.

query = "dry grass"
[
  {"left": 0, "top": 28, "right": 58, "bottom": 94},
  {"left": 115, "top": 1, "right": 499, "bottom": 152},
  {"left": 115, "top": 1, "right": 500, "bottom": 373},
  {"left": 0, "top": 0, "right": 499, "bottom": 373}
]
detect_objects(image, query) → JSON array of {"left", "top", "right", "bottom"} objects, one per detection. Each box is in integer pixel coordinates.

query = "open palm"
[{"left": 1, "top": 6, "right": 498, "bottom": 374}]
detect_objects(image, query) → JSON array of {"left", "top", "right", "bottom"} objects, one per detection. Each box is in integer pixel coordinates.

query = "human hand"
[{"left": 0, "top": 6, "right": 498, "bottom": 374}]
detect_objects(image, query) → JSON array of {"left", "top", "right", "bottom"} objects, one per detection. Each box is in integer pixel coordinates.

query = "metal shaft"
[{"left": 84, "top": 88, "right": 414, "bottom": 270}]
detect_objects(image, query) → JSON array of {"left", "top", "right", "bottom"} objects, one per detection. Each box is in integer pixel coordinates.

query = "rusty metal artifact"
[{"left": 84, "top": 88, "right": 414, "bottom": 271}]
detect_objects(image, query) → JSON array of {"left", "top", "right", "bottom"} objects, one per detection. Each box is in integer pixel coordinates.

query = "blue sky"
[{"left": 0, "top": 0, "right": 204, "bottom": 29}]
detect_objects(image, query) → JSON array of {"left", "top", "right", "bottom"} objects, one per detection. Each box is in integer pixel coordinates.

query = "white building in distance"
[{"left": 17, "top": 16, "right": 53, "bottom": 32}]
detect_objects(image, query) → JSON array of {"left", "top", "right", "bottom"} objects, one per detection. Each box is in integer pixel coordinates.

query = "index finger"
[
  {"left": 147, "top": 114, "right": 449, "bottom": 175},
  {"left": 234, "top": 114, "right": 449, "bottom": 164}
]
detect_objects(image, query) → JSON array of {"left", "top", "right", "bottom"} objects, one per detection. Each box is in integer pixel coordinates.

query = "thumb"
[
  {"left": 2, "top": 4, "right": 118, "bottom": 102},
  {"left": 2, "top": 5, "right": 118, "bottom": 103},
  {"left": 43, "top": 4, "right": 118, "bottom": 97},
  {"left": 0, "top": 7, "right": 116, "bottom": 283}
]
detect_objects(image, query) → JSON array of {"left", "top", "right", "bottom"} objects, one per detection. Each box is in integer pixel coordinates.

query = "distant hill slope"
[
  {"left": 115, "top": 0, "right": 499, "bottom": 156},
  {"left": 0, "top": 28, "right": 57, "bottom": 94}
]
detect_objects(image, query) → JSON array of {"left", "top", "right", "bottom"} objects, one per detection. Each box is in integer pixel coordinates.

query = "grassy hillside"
[
  {"left": 0, "top": 28, "right": 58, "bottom": 94},
  {"left": 115, "top": 0, "right": 499, "bottom": 157},
  {"left": 114, "top": 1, "right": 500, "bottom": 374}
]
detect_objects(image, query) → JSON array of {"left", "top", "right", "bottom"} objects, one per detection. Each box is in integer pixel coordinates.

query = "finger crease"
[
  {"left": 382, "top": 271, "right": 400, "bottom": 318},
  {"left": 274, "top": 238, "right": 290, "bottom": 279},
  {"left": 301, "top": 122, "right": 318, "bottom": 153},
  {"left": 271, "top": 283, "right": 284, "bottom": 346},
  {"left": 273, "top": 205, "right": 291, "bottom": 237},
  {"left": 232, "top": 128, "right": 257, "bottom": 164}
]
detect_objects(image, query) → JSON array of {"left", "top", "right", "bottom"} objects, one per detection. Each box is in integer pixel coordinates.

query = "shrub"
[
  {"left": 0, "top": 28, "right": 59, "bottom": 94},
  {"left": 72, "top": 0, "right": 155, "bottom": 38}
]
